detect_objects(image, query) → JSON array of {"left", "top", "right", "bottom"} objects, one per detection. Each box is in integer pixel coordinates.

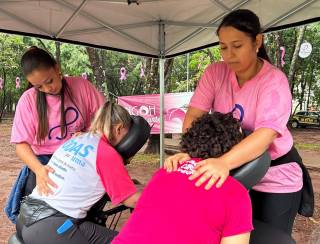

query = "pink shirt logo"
[
  {"left": 48, "top": 106, "right": 84, "bottom": 140},
  {"left": 231, "top": 104, "right": 244, "bottom": 122},
  {"left": 177, "top": 160, "right": 197, "bottom": 175}
]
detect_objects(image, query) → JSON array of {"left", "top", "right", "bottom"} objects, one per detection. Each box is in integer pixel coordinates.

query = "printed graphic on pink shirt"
[
  {"left": 48, "top": 106, "right": 85, "bottom": 140},
  {"left": 231, "top": 103, "right": 244, "bottom": 122}
]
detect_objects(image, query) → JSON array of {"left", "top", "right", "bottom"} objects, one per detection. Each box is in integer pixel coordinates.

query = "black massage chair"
[{"left": 8, "top": 117, "right": 295, "bottom": 244}]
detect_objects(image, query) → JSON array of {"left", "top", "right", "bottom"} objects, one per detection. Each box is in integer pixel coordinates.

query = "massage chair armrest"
[{"left": 230, "top": 150, "right": 271, "bottom": 190}]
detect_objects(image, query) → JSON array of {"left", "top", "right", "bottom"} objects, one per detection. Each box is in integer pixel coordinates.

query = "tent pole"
[
  {"left": 159, "top": 58, "right": 165, "bottom": 167},
  {"left": 159, "top": 21, "right": 165, "bottom": 167}
]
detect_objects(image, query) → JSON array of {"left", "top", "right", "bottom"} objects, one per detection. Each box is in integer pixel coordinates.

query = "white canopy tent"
[
  {"left": 1, "top": 0, "right": 320, "bottom": 163},
  {"left": 0, "top": 0, "right": 320, "bottom": 57}
]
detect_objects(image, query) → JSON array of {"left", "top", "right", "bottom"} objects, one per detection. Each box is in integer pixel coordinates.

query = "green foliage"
[
  {"left": 166, "top": 47, "right": 221, "bottom": 93},
  {"left": 266, "top": 23, "right": 320, "bottom": 110},
  {"left": 1, "top": 21, "right": 320, "bottom": 117},
  {"left": 0, "top": 34, "right": 26, "bottom": 115},
  {"left": 60, "top": 45, "right": 90, "bottom": 76}
]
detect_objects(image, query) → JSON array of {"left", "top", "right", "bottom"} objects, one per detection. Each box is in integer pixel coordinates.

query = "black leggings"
[
  {"left": 250, "top": 189, "right": 302, "bottom": 235},
  {"left": 18, "top": 154, "right": 117, "bottom": 244},
  {"left": 17, "top": 215, "right": 117, "bottom": 244}
]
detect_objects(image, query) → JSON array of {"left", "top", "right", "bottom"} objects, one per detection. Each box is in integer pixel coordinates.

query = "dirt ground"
[{"left": 0, "top": 120, "right": 320, "bottom": 244}]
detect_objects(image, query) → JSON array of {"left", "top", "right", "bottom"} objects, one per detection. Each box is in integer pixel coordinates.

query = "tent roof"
[{"left": 0, "top": 0, "right": 319, "bottom": 58}]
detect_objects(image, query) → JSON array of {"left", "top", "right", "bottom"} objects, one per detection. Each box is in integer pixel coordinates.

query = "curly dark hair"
[{"left": 180, "top": 112, "right": 244, "bottom": 159}]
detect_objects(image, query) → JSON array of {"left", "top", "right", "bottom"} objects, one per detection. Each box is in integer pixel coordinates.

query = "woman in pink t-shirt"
[
  {"left": 165, "top": 9, "right": 312, "bottom": 235},
  {"left": 11, "top": 47, "right": 105, "bottom": 196}
]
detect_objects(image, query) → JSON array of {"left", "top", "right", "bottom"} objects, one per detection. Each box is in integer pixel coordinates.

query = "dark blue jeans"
[{"left": 23, "top": 155, "right": 52, "bottom": 196}]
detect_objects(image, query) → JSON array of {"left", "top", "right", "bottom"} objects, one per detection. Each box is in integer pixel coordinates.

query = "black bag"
[
  {"left": 271, "top": 147, "right": 314, "bottom": 217},
  {"left": 297, "top": 162, "right": 314, "bottom": 217},
  {"left": 18, "top": 196, "right": 58, "bottom": 227}
]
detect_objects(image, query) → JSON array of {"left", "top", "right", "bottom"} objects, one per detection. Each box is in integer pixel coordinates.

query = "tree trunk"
[
  {"left": 306, "top": 80, "right": 311, "bottom": 110},
  {"left": 306, "top": 63, "right": 315, "bottom": 110},
  {"left": 86, "top": 47, "right": 109, "bottom": 100},
  {"left": 0, "top": 70, "right": 6, "bottom": 122},
  {"left": 144, "top": 134, "right": 160, "bottom": 154},
  {"left": 206, "top": 49, "right": 215, "bottom": 63},
  {"left": 55, "top": 41, "right": 61, "bottom": 65},
  {"left": 144, "top": 58, "right": 174, "bottom": 154},
  {"left": 37, "top": 38, "right": 47, "bottom": 50},
  {"left": 288, "top": 26, "right": 306, "bottom": 90},
  {"left": 274, "top": 32, "right": 283, "bottom": 69},
  {"left": 299, "top": 70, "right": 307, "bottom": 110},
  {"left": 7, "top": 90, "right": 12, "bottom": 113}
]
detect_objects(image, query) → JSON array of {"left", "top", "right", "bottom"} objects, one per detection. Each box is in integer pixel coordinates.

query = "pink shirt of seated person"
[{"left": 113, "top": 158, "right": 253, "bottom": 244}]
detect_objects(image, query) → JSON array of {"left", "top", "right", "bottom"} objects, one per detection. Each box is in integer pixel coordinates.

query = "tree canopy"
[{"left": 0, "top": 22, "right": 320, "bottom": 120}]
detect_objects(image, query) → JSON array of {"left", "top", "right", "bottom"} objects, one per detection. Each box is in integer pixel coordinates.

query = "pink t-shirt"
[
  {"left": 189, "top": 61, "right": 302, "bottom": 193},
  {"left": 11, "top": 76, "right": 105, "bottom": 155},
  {"left": 113, "top": 159, "right": 253, "bottom": 244},
  {"left": 31, "top": 133, "right": 137, "bottom": 219}
]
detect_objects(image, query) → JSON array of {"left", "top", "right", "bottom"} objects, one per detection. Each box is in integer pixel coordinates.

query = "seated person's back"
[
  {"left": 113, "top": 112, "right": 253, "bottom": 244},
  {"left": 30, "top": 132, "right": 135, "bottom": 218}
]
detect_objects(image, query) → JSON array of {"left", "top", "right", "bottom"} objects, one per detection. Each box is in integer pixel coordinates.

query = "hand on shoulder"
[{"left": 163, "top": 152, "right": 191, "bottom": 172}]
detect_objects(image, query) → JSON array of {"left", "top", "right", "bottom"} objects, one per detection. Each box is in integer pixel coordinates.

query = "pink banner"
[{"left": 118, "top": 92, "right": 193, "bottom": 134}]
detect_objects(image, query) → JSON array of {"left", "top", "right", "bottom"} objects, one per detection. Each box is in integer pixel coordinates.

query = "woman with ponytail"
[
  {"left": 10, "top": 46, "right": 105, "bottom": 197},
  {"left": 165, "top": 9, "right": 309, "bottom": 235},
  {"left": 16, "top": 102, "right": 140, "bottom": 244}
]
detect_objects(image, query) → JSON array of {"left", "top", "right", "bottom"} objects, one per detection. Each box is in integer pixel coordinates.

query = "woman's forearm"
[
  {"left": 221, "top": 128, "right": 277, "bottom": 170},
  {"left": 16, "top": 143, "right": 42, "bottom": 174},
  {"left": 123, "top": 191, "right": 141, "bottom": 208}
]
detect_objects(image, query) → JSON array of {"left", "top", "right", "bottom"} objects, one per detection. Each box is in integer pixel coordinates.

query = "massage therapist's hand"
[
  {"left": 189, "top": 158, "right": 230, "bottom": 190},
  {"left": 164, "top": 152, "right": 191, "bottom": 172},
  {"left": 35, "top": 165, "right": 58, "bottom": 196}
]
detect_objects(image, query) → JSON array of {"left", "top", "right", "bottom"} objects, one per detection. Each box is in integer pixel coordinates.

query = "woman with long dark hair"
[
  {"left": 11, "top": 46, "right": 105, "bottom": 196},
  {"left": 165, "top": 9, "right": 312, "bottom": 235}
]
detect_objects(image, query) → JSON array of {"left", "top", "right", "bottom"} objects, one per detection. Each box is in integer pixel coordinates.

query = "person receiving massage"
[
  {"left": 113, "top": 112, "right": 253, "bottom": 244},
  {"left": 164, "top": 9, "right": 310, "bottom": 235},
  {"left": 16, "top": 102, "right": 141, "bottom": 244}
]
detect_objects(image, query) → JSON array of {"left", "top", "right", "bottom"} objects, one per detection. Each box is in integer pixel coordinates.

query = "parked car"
[{"left": 289, "top": 111, "right": 320, "bottom": 128}]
